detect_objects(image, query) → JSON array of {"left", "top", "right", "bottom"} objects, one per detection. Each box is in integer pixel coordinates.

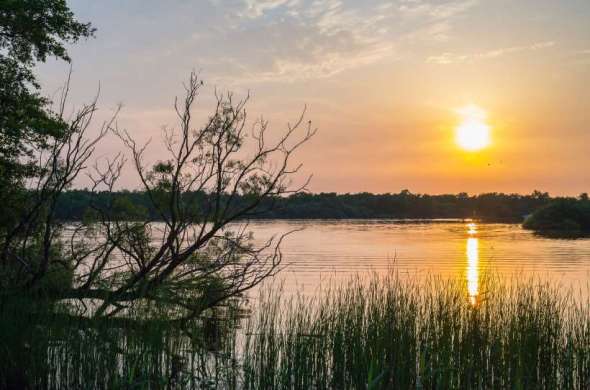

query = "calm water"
[{"left": 245, "top": 220, "right": 590, "bottom": 301}]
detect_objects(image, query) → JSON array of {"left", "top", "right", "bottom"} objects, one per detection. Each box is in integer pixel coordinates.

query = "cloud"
[
  {"left": 426, "top": 41, "right": 556, "bottom": 64},
  {"left": 244, "top": 41, "right": 393, "bottom": 81},
  {"left": 239, "top": 0, "right": 297, "bottom": 18},
  {"left": 199, "top": 0, "right": 479, "bottom": 82},
  {"left": 53, "top": 0, "right": 480, "bottom": 86},
  {"left": 398, "top": 0, "right": 477, "bottom": 20}
]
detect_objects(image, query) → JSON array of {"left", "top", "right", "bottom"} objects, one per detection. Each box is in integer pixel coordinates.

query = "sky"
[{"left": 38, "top": 0, "right": 590, "bottom": 195}]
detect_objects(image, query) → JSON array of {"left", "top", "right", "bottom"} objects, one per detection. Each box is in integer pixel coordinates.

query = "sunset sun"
[{"left": 455, "top": 104, "right": 491, "bottom": 151}]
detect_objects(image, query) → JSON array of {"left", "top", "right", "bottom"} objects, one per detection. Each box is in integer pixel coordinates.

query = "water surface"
[{"left": 246, "top": 220, "right": 590, "bottom": 301}]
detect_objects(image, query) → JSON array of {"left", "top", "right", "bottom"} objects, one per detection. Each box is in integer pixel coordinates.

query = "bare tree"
[
  {"left": 1, "top": 72, "right": 315, "bottom": 321},
  {"left": 0, "top": 71, "right": 116, "bottom": 294}
]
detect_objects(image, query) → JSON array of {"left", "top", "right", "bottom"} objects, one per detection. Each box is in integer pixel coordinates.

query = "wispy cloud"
[
  {"left": 398, "top": 0, "right": 477, "bottom": 20},
  {"left": 237, "top": 0, "right": 298, "bottom": 18},
  {"left": 201, "top": 0, "right": 479, "bottom": 81},
  {"left": 426, "top": 41, "right": 556, "bottom": 64}
]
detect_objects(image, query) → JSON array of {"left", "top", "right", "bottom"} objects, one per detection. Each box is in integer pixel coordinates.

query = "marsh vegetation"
[{"left": 2, "top": 273, "right": 588, "bottom": 388}]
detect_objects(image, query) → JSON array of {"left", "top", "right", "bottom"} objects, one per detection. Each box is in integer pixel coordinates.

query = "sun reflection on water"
[{"left": 466, "top": 223, "right": 479, "bottom": 305}]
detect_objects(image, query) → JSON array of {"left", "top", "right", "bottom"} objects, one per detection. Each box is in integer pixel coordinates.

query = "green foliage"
[
  {"left": 0, "top": 0, "right": 94, "bottom": 64},
  {"left": 0, "top": 0, "right": 94, "bottom": 230},
  {"left": 523, "top": 198, "right": 590, "bottom": 237},
  {"left": 0, "top": 231, "right": 73, "bottom": 292},
  {"left": 111, "top": 196, "right": 148, "bottom": 220}
]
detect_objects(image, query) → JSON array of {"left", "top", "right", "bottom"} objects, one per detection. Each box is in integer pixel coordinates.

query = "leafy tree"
[
  {"left": 1, "top": 71, "right": 315, "bottom": 321},
  {"left": 0, "top": 0, "right": 94, "bottom": 229},
  {"left": 0, "top": 3, "right": 317, "bottom": 385},
  {"left": 523, "top": 198, "right": 590, "bottom": 237},
  {"left": 0, "top": 3, "right": 315, "bottom": 323}
]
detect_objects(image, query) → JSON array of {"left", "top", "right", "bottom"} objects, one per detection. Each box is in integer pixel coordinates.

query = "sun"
[
  {"left": 455, "top": 104, "right": 491, "bottom": 151},
  {"left": 456, "top": 121, "right": 490, "bottom": 151}
]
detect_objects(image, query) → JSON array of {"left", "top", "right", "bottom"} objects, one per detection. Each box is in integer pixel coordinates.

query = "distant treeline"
[{"left": 54, "top": 189, "right": 589, "bottom": 222}]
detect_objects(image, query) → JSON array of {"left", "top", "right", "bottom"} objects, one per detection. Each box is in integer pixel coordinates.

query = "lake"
[
  {"left": 245, "top": 220, "right": 590, "bottom": 302},
  {"left": 16, "top": 219, "right": 589, "bottom": 388}
]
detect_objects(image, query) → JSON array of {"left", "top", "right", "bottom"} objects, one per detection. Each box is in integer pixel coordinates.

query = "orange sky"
[{"left": 39, "top": 0, "right": 590, "bottom": 195}]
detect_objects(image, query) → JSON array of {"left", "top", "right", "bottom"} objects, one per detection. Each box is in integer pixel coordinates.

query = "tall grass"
[
  {"left": 242, "top": 274, "right": 590, "bottom": 389},
  {"left": 1, "top": 274, "right": 588, "bottom": 388},
  {"left": 0, "top": 297, "right": 240, "bottom": 388}
]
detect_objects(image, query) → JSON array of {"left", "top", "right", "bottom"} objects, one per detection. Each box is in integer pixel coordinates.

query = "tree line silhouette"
[{"left": 53, "top": 189, "right": 586, "bottom": 222}]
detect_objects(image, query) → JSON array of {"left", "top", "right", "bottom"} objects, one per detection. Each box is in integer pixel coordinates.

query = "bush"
[{"left": 523, "top": 199, "right": 590, "bottom": 237}]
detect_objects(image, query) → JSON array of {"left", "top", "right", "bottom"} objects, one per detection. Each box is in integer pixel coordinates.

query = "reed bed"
[
  {"left": 0, "top": 299, "right": 240, "bottom": 389},
  {"left": 1, "top": 274, "right": 588, "bottom": 388},
  {"left": 242, "top": 274, "right": 590, "bottom": 389}
]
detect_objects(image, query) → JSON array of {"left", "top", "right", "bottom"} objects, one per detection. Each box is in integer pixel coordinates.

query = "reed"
[
  {"left": 242, "top": 274, "right": 590, "bottom": 389},
  {"left": 1, "top": 274, "right": 588, "bottom": 389},
  {"left": 0, "top": 297, "right": 239, "bottom": 388}
]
